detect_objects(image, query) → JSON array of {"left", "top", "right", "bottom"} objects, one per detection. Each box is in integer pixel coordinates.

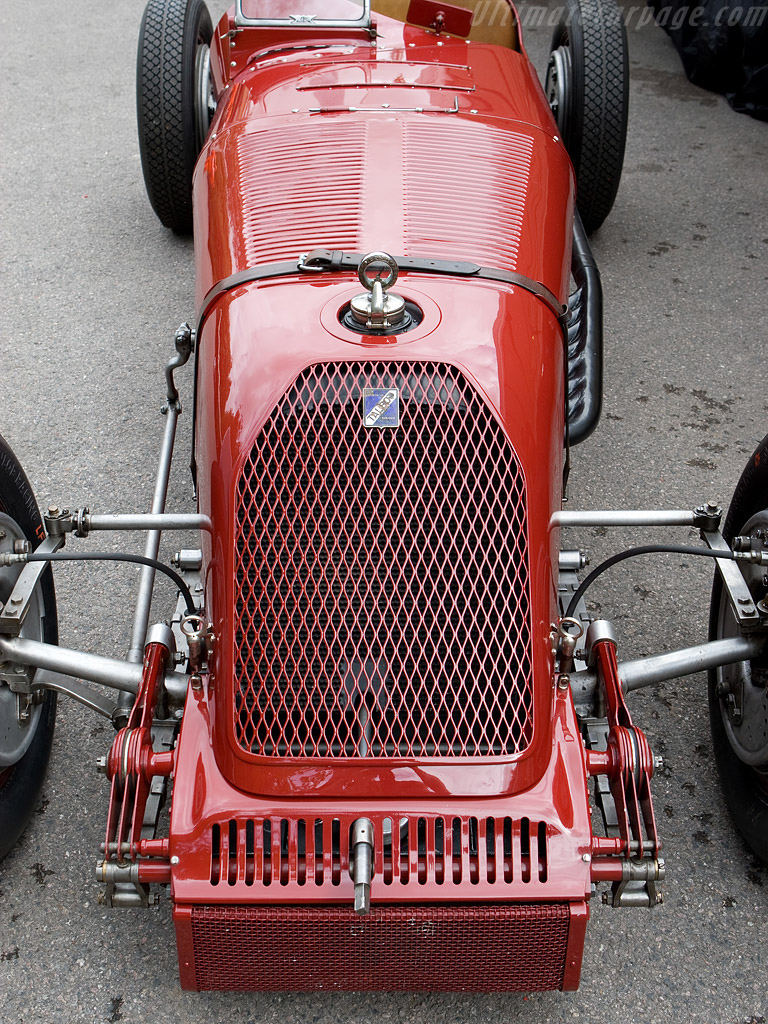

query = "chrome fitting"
[
  {"left": 559, "top": 549, "right": 589, "bottom": 572},
  {"left": 557, "top": 617, "right": 584, "bottom": 674},
  {"left": 170, "top": 549, "right": 203, "bottom": 572},
  {"left": 585, "top": 619, "right": 618, "bottom": 667},
  {"left": 145, "top": 623, "right": 176, "bottom": 660},
  {"left": 351, "top": 817, "right": 375, "bottom": 916},
  {"left": 350, "top": 253, "right": 406, "bottom": 331}
]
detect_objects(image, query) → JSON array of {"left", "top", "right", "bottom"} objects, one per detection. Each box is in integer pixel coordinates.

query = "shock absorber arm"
[
  {"left": 100, "top": 625, "right": 176, "bottom": 908},
  {"left": 582, "top": 620, "right": 664, "bottom": 908}
]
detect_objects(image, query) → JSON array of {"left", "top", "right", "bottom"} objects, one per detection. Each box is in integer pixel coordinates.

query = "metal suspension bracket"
[
  {"left": 165, "top": 322, "right": 195, "bottom": 412},
  {"left": 0, "top": 534, "right": 65, "bottom": 635},
  {"left": 583, "top": 621, "right": 663, "bottom": 908},
  {"left": 99, "top": 625, "right": 176, "bottom": 908},
  {"left": 702, "top": 520, "right": 767, "bottom": 629},
  {"left": 180, "top": 613, "right": 213, "bottom": 677}
]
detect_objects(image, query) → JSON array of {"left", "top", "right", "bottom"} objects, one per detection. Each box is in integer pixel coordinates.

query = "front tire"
[
  {"left": 708, "top": 433, "right": 768, "bottom": 864},
  {"left": 137, "top": 0, "right": 214, "bottom": 234},
  {"left": 546, "top": 0, "right": 629, "bottom": 234},
  {"left": 0, "top": 434, "right": 58, "bottom": 860}
]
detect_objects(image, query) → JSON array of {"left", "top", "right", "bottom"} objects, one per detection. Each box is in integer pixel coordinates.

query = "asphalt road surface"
[{"left": 1, "top": 2, "right": 767, "bottom": 1022}]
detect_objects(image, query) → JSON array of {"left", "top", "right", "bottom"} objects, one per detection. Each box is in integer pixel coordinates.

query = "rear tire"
[
  {"left": 0, "top": 434, "right": 58, "bottom": 860},
  {"left": 137, "top": 0, "right": 214, "bottom": 234},
  {"left": 546, "top": 0, "right": 629, "bottom": 234},
  {"left": 708, "top": 433, "right": 768, "bottom": 865}
]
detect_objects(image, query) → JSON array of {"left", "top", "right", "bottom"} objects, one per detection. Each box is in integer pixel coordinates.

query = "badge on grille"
[{"left": 363, "top": 388, "right": 400, "bottom": 428}]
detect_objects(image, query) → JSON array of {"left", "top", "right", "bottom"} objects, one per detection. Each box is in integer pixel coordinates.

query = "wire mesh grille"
[
  {"left": 190, "top": 903, "right": 570, "bottom": 991},
  {"left": 234, "top": 361, "right": 533, "bottom": 758}
]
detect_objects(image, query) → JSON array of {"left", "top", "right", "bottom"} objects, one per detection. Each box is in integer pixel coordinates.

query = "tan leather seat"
[{"left": 371, "top": 0, "right": 519, "bottom": 50}]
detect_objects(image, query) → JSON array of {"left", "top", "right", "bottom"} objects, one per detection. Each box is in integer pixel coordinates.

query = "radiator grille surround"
[{"left": 234, "top": 361, "right": 533, "bottom": 759}]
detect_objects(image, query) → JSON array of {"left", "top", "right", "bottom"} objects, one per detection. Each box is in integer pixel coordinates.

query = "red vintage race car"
[{"left": 1, "top": 0, "right": 766, "bottom": 995}]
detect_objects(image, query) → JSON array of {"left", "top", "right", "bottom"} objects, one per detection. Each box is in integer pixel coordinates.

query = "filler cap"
[{"left": 349, "top": 252, "right": 407, "bottom": 331}]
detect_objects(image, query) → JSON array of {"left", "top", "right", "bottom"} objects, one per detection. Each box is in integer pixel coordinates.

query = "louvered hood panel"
[
  {"left": 402, "top": 121, "right": 534, "bottom": 272},
  {"left": 194, "top": 101, "right": 573, "bottom": 308},
  {"left": 235, "top": 122, "right": 369, "bottom": 266}
]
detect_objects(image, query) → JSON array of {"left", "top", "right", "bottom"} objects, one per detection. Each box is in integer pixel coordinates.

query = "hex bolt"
[
  {"left": 727, "top": 695, "right": 743, "bottom": 725},
  {"left": 47, "top": 505, "right": 60, "bottom": 517},
  {"left": 96, "top": 756, "right": 108, "bottom": 774}
]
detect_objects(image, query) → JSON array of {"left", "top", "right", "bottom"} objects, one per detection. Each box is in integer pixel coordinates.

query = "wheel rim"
[
  {"left": 194, "top": 42, "right": 215, "bottom": 153},
  {"left": 715, "top": 510, "right": 768, "bottom": 772},
  {"left": 0, "top": 512, "right": 45, "bottom": 768},
  {"left": 545, "top": 44, "right": 572, "bottom": 141}
]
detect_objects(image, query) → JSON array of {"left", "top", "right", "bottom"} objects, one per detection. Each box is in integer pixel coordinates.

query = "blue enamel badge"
[{"left": 363, "top": 388, "right": 400, "bottom": 429}]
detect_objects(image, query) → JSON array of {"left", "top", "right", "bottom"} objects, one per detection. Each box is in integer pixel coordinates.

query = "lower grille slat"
[
  {"left": 234, "top": 361, "right": 533, "bottom": 759},
  {"left": 189, "top": 903, "right": 570, "bottom": 991}
]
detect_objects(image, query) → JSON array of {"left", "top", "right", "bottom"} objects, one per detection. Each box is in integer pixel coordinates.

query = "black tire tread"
[
  {"left": 552, "top": 0, "right": 629, "bottom": 234},
  {"left": 708, "top": 432, "right": 768, "bottom": 865},
  {"left": 0, "top": 434, "right": 58, "bottom": 861},
  {"left": 573, "top": 0, "right": 628, "bottom": 233},
  {"left": 137, "top": 0, "right": 211, "bottom": 234}
]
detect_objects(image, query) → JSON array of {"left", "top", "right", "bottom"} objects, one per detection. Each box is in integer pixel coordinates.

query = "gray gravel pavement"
[{"left": 1, "top": 2, "right": 767, "bottom": 1022}]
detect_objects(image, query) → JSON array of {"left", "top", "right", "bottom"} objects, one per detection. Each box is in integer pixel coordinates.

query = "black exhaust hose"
[{"left": 567, "top": 210, "right": 603, "bottom": 445}]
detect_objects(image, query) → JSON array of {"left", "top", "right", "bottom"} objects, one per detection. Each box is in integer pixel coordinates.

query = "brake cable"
[
  {"left": 14, "top": 551, "right": 196, "bottom": 616},
  {"left": 565, "top": 543, "right": 759, "bottom": 620}
]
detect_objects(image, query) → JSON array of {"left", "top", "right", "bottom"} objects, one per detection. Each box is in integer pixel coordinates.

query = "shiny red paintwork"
[
  {"left": 191, "top": 5, "right": 574, "bottom": 797},
  {"left": 196, "top": 34, "right": 570, "bottom": 305},
  {"left": 195, "top": 280, "right": 567, "bottom": 799},
  {"left": 171, "top": 2, "right": 588, "bottom": 990},
  {"left": 171, "top": 678, "right": 592, "bottom": 988},
  {"left": 170, "top": 680, "right": 592, "bottom": 902}
]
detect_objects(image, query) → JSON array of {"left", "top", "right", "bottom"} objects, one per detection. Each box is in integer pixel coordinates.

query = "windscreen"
[{"left": 237, "top": 0, "right": 369, "bottom": 24}]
